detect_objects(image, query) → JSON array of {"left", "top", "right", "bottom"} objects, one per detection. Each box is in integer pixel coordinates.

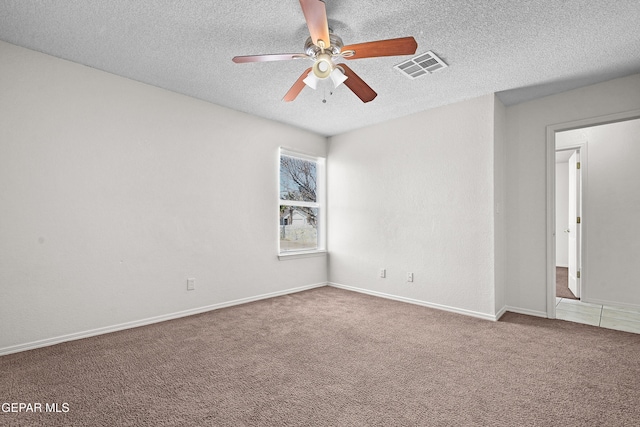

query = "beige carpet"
[
  {"left": 2, "top": 286, "right": 639, "bottom": 426},
  {"left": 556, "top": 266, "right": 578, "bottom": 299}
]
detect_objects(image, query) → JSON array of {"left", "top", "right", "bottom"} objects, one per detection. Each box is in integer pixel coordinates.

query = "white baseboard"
[
  {"left": 0, "top": 282, "right": 327, "bottom": 356},
  {"left": 504, "top": 306, "right": 548, "bottom": 318},
  {"left": 328, "top": 282, "right": 501, "bottom": 321},
  {"left": 495, "top": 305, "right": 508, "bottom": 320}
]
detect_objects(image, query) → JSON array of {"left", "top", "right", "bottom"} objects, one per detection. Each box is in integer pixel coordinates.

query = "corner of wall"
[{"left": 493, "top": 95, "right": 508, "bottom": 316}]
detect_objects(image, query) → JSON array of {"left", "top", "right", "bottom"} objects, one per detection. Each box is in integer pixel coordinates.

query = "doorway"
[
  {"left": 555, "top": 147, "right": 582, "bottom": 300},
  {"left": 546, "top": 110, "right": 640, "bottom": 320}
]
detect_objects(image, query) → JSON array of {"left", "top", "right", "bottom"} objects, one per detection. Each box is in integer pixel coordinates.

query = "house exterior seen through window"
[{"left": 279, "top": 149, "right": 325, "bottom": 254}]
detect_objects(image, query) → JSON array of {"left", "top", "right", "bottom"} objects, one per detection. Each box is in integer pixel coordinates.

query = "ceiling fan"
[{"left": 232, "top": 0, "right": 418, "bottom": 103}]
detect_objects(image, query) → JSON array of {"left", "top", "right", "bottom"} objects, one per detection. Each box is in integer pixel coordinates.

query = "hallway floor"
[{"left": 556, "top": 297, "right": 640, "bottom": 334}]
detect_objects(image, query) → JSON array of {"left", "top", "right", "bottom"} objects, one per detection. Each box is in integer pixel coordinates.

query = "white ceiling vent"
[{"left": 394, "top": 51, "right": 448, "bottom": 79}]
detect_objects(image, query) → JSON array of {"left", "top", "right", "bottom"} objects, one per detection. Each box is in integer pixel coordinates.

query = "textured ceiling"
[{"left": 1, "top": 0, "right": 639, "bottom": 136}]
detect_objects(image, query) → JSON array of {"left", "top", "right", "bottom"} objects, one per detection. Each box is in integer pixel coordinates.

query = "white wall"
[
  {"left": 3, "top": 41, "right": 639, "bottom": 354},
  {"left": 557, "top": 119, "right": 640, "bottom": 306},
  {"left": 555, "top": 161, "right": 569, "bottom": 267},
  {"left": 505, "top": 73, "right": 640, "bottom": 316},
  {"left": 327, "top": 94, "right": 502, "bottom": 319},
  {"left": 493, "top": 98, "right": 507, "bottom": 314},
  {"left": 0, "top": 41, "right": 327, "bottom": 353}
]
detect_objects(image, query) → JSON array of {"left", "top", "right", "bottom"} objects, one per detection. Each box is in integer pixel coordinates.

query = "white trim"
[
  {"left": 504, "top": 306, "right": 549, "bottom": 318},
  {"left": 278, "top": 147, "right": 326, "bottom": 255},
  {"left": 545, "top": 109, "right": 640, "bottom": 319},
  {"left": 495, "top": 305, "right": 508, "bottom": 320},
  {"left": 546, "top": 125, "right": 557, "bottom": 319},
  {"left": 328, "top": 282, "right": 500, "bottom": 321},
  {"left": 0, "top": 282, "right": 328, "bottom": 356},
  {"left": 278, "top": 250, "right": 327, "bottom": 260},
  {"left": 279, "top": 147, "right": 323, "bottom": 162},
  {"left": 279, "top": 200, "right": 319, "bottom": 208}
]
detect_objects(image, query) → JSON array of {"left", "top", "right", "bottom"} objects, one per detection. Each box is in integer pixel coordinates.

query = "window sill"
[{"left": 278, "top": 250, "right": 327, "bottom": 261}]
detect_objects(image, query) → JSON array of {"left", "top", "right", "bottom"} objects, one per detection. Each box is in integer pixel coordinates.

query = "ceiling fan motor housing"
[
  {"left": 304, "top": 33, "right": 344, "bottom": 57},
  {"left": 305, "top": 33, "right": 344, "bottom": 79}
]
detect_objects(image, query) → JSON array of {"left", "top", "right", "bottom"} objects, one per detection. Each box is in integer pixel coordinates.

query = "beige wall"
[
  {"left": 0, "top": 41, "right": 327, "bottom": 353},
  {"left": 505, "top": 73, "right": 640, "bottom": 316},
  {"left": 557, "top": 118, "right": 640, "bottom": 306},
  {"left": 493, "top": 97, "right": 507, "bottom": 313},
  {"left": 328, "top": 94, "right": 501, "bottom": 319},
  {"left": 2, "top": 38, "right": 639, "bottom": 353}
]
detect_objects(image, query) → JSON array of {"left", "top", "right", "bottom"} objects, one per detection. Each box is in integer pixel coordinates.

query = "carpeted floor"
[
  {"left": 556, "top": 266, "right": 578, "bottom": 299},
  {"left": 2, "top": 286, "right": 639, "bottom": 426}
]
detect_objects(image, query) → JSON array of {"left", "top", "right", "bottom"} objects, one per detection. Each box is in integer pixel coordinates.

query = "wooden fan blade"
[
  {"left": 299, "top": 0, "right": 330, "bottom": 48},
  {"left": 337, "top": 64, "right": 377, "bottom": 103},
  {"left": 232, "top": 54, "right": 305, "bottom": 63},
  {"left": 283, "top": 68, "right": 313, "bottom": 102},
  {"left": 341, "top": 36, "right": 418, "bottom": 60}
]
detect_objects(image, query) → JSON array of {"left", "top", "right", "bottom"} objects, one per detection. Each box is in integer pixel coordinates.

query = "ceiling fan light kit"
[
  {"left": 302, "top": 66, "right": 347, "bottom": 92},
  {"left": 232, "top": 0, "right": 418, "bottom": 103},
  {"left": 312, "top": 53, "right": 333, "bottom": 79},
  {"left": 302, "top": 73, "right": 319, "bottom": 90},
  {"left": 329, "top": 67, "right": 348, "bottom": 88}
]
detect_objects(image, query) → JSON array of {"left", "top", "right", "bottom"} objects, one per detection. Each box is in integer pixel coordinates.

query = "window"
[{"left": 279, "top": 148, "right": 325, "bottom": 255}]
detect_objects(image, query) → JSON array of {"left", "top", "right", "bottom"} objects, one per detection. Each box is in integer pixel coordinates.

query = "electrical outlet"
[
  {"left": 380, "top": 269, "right": 386, "bottom": 278},
  {"left": 407, "top": 272, "right": 414, "bottom": 282},
  {"left": 187, "top": 278, "right": 195, "bottom": 291}
]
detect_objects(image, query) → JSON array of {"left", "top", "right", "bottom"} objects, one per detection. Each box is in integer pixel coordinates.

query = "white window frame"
[{"left": 278, "top": 148, "right": 326, "bottom": 259}]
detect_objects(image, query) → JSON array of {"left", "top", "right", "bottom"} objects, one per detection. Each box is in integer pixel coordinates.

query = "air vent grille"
[{"left": 395, "top": 51, "right": 448, "bottom": 79}]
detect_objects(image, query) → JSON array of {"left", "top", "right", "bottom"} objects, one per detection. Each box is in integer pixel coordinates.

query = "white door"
[{"left": 567, "top": 151, "right": 581, "bottom": 297}]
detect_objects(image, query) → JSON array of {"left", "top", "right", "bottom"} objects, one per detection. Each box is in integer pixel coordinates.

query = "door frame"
[
  {"left": 545, "top": 109, "right": 640, "bottom": 319},
  {"left": 556, "top": 145, "right": 584, "bottom": 298}
]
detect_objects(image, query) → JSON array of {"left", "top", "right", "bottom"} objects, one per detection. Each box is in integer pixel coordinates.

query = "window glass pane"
[
  {"left": 279, "top": 206, "right": 318, "bottom": 251},
  {"left": 280, "top": 155, "right": 317, "bottom": 202}
]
